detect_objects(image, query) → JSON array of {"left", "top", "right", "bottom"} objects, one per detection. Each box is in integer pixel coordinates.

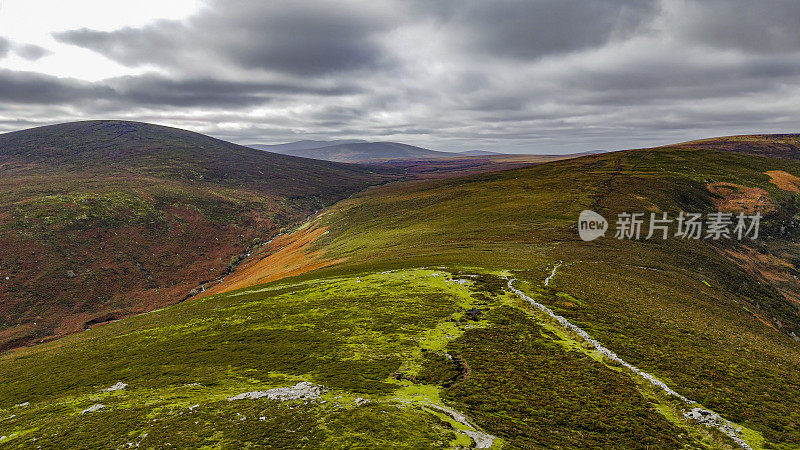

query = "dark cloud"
[
  {"left": 0, "top": 69, "right": 109, "bottom": 104},
  {"left": 4, "top": 0, "right": 800, "bottom": 153},
  {"left": 671, "top": 0, "right": 800, "bottom": 53},
  {"left": 0, "top": 69, "right": 358, "bottom": 109},
  {"left": 108, "top": 75, "right": 361, "bottom": 107},
  {"left": 55, "top": 0, "right": 393, "bottom": 76},
  {"left": 422, "top": 0, "right": 659, "bottom": 60}
]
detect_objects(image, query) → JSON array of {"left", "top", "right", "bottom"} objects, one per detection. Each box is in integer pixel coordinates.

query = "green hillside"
[
  {"left": 0, "top": 121, "right": 389, "bottom": 352},
  {"left": 1, "top": 145, "right": 799, "bottom": 448}
]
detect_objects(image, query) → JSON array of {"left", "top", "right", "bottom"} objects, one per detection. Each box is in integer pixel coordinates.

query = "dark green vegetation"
[
  {"left": 0, "top": 120, "right": 389, "bottom": 351},
  {"left": 445, "top": 306, "right": 690, "bottom": 449}
]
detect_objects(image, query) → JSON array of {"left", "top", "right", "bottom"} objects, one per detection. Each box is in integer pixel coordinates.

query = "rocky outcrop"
[{"left": 227, "top": 382, "right": 327, "bottom": 402}]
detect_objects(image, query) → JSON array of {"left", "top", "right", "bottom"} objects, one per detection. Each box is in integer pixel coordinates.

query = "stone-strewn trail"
[{"left": 508, "top": 277, "right": 752, "bottom": 449}]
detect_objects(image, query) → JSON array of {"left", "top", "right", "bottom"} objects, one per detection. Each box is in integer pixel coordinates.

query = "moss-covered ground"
[{"left": 1, "top": 266, "right": 773, "bottom": 449}]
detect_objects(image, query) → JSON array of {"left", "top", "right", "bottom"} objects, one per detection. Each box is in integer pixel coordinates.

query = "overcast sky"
[{"left": 2, "top": 0, "right": 800, "bottom": 153}]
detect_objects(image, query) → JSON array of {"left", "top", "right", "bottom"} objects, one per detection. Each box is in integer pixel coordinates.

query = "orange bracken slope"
[{"left": 200, "top": 224, "right": 345, "bottom": 297}]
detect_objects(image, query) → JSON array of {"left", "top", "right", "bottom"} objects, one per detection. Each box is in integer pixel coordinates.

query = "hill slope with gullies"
[
  {"left": 674, "top": 133, "right": 800, "bottom": 160},
  {"left": 1, "top": 136, "right": 800, "bottom": 448},
  {"left": 0, "top": 120, "right": 390, "bottom": 352}
]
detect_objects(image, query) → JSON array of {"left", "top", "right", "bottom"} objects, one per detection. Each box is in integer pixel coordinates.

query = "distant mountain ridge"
[
  {"left": 250, "top": 140, "right": 457, "bottom": 162},
  {"left": 249, "top": 139, "right": 612, "bottom": 162},
  {"left": 458, "top": 150, "right": 504, "bottom": 156},
  {"left": 250, "top": 139, "right": 368, "bottom": 153}
]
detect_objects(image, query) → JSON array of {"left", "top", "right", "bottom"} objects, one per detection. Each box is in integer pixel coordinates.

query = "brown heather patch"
[
  {"left": 706, "top": 181, "right": 772, "bottom": 213},
  {"left": 723, "top": 247, "right": 800, "bottom": 318},
  {"left": 765, "top": 169, "right": 800, "bottom": 193},
  {"left": 723, "top": 247, "right": 795, "bottom": 283},
  {"left": 201, "top": 225, "right": 345, "bottom": 297}
]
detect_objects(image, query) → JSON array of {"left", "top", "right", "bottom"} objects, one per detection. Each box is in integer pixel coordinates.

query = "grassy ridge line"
[{"left": 0, "top": 268, "right": 701, "bottom": 448}]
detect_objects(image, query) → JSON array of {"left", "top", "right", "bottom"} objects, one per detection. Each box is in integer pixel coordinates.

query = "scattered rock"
[
  {"left": 463, "top": 430, "right": 495, "bottom": 449},
  {"left": 354, "top": 397, "right": 370, "bottom": 406},
  {"left": 684, "top": 407, "right": 749, "bottom": 448},
  {"left": 81, "top": 404, "right": 106, "bottom": 414},
  {"left": 102, "top": 382, "right": 128, "bottom": 392},
  {"left": 66, "top": 270, "right": 76, "bottom": 278},
  {"left": 228, "top": 382, "right": 327, "bottom": 402},
  {"left": 426, "top": 403, "right": 496, "bottom": 449}
]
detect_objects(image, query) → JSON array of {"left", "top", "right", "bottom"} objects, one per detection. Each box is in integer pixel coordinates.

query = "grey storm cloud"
[
  {"left": 54, "top": 0, "right": 394, "bottom": 76},
  {"left": 0, "top": 69, "right": 360, "bottom": 107},
  {"left": 3, "top": 0, "right": 800, "bottom": 153},
  {"left": 0, "top": 69, "right": 111, "bottom": 104},
  {"left": 416, "top": 0, "right": 659, "bottom": 61}
]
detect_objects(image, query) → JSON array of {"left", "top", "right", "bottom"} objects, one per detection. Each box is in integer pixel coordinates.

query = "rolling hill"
[
  {"left": 457, "top": 150, "right": 504, "bottom": 156},
  {"left": 674, "top": 134, "right": 800, "bottom": 159},
  {"left": 251, "top": 141, "right": 456, "bottom": 162},
  {"left": 203, "top": 143, "right": 800, "bottom": 448},
  {"left": 0, "top": 120, "right": 389, "bottom": 352},
  {"left": 249, "top": 139, "right": 368, "bottom": 153},
  {"left": 1, "top": 134, "right": 799, "bottom": 448}
]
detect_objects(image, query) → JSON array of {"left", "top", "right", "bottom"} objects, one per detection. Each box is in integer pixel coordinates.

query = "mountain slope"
[
  {"left": 1, "top": 137, "right": 800, "bottom": 448},
  {"left": 206, "top": 145, "right": 800, "bottom": 448},
  {"left": 249, "top": 139, "right": 368, "bottom": 153},
  {"left": 0, "top": 120, "right": 389, "bottom": 351},
  {"left": 674, "top": 133, "right": 800, "bottom": 159},
  {"left": 253, "top": 141, "right": 455, "bottom": 162},
  {"left": 457, "top": 150, "right": 504, "bottom": 156}
]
